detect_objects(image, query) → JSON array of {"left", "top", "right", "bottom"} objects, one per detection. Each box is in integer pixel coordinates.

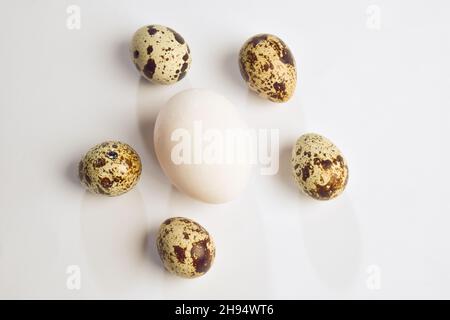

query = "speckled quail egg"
[
  {"left": 78, "top": 141, "right": 142, "bottom": 196},
  {"left": 291, "top": 133, "right": 348, "bottom": 200},
  {"left": 156, "top": 217, "right": 215, "bottom": 278},
  {"left": 130, "top": 25, "right": 191, "bottom": 84},
  {"left": 239, "top": 34, "right": 297, "bottom": 102}
]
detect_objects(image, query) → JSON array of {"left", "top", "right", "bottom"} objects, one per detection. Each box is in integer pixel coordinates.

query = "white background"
[{"left": 0, "top": 0, "right": 449, "bottom": 299}]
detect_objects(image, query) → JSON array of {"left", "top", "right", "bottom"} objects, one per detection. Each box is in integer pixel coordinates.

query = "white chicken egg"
[{"left": 154, "top": 89, "right": 252, "bottom": 204}]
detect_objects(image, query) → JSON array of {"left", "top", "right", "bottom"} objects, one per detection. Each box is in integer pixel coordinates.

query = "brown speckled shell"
[
  {"left": 78, "top": 141, "right": 142, "bottom": 196},
  {"left": 239, "top": 34, "right": 296, "bottom": 102},
  {"left": 130, "top": 25, "right": 191, "bottom": 84},
  {"left": 291, "top": 133, "right": 348, "bottom": 200},
  {"left": 157, "top": 217, "right": 215, "bottom": 278}
]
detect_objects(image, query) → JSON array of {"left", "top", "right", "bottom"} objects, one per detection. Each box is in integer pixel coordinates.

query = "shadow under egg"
[
  {"left": 116, "top": 39, "right": 139, "bottom": 82},
  {"left": 66, "top": 157, "right": 82, "bottom": 188},
  {"left": 135, "top": 75, "right": 193, "bottom": 188},
  {"left": 300, "top": 195, "right": 362, "bottom": 290},
  {"left": 80, "top": 189, "right": 148, "bottom": 292},
  {"left": 142, "top": 224, "right": 163, "bottom": 270},
  {"left": 222, "top": 50, "right": 244, "bottom": 91},
  {"left": 276, "top": 142, "right": 312, "bottom": 200}
]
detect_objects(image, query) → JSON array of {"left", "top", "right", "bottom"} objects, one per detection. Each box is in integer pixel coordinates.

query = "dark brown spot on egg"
[
  {"left": 249, "top": 34, "right": 268, "bottom": 47},
  {"left": 321, "top": 159, "right": 333, "bottom": 170},
  {"left": 334, "top": 155, "right": 345, "bottom": 168},
  {"left": 280, "top": 47, "right": 294, "bottom": 66},
  {"left": 182, "top": 53, "right": 189, "bottom": 61},
  {"left": 314, "top": 174, "right": 345, "bottom": 200},
  {"left": 100, "top": 177, "right": 113, "bottom": 189},
  {"left": 167, "top": 28, "right": 185, "bottom": 44},
  {"left": 106, "top": 150, "right": 118, "bottom": 160},
  {"left": 173, "top": 246, "right": 186, "bottom": 263},
  {"left": 180, "top": 62, "right": 188, "bottom": 73},
  {"left": 246, "top": 50, "right": 258, "bottom": 65},
  {"left": 147, "top": 25, "right": 158, "bottom": 35},
  {"left": 94, "top": 158, "right": 106, "bottom": 168},
  {"left": 273, "top": 81, "right": 286, "bottom": 92},
  {"left": 183, "top": 232, "right": 189, "bottom": 240},
  {"left": 179, "top": 218, "right": 192, "bottom": 224},
  {"left": 315, "top": 184, "right": 333, "bottom": 199},
  {"left": 301, "top": 164, "right": 312, "bottom": 182},
  {"left": 133, "top": 50, "right": 139, "bottom": 59},
  {"left": 147, "top": 45, "right": 153, "bottom": 55},
  {"left": 178, "top": 71, "right": 187, "bottom": 81},
  {"left": 191, "top": 239, "right": 212, "bottom": 274},
  {"left": 143, "top": 58, "right": 156, "bottom": 79},
  {"left": 268, "top": 88, "right": 287, "bottom": 101}
]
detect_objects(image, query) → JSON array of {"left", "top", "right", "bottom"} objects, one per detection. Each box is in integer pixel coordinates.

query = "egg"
[
  {"left": 78, "top": 141, "right": 142, "bottom": 196},
  {"left": 130, "top": 25, "right": 191, "bottom": 84},
  {"left": 157, "top": 217, "right": 215, "bottom": 278},
  {"left": 239, "top": 34, "right": 297, "bottom": 102},
  {"left": 154, "top": 89, "right": 252, "bottom": 204},
  {"left": 291, "top": 133, "right": 348, "bottom": 200}
]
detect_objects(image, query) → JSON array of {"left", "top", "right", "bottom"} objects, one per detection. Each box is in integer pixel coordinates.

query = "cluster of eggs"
[{"left": 77, "top": 24, "right": 349, "bottom": 279}]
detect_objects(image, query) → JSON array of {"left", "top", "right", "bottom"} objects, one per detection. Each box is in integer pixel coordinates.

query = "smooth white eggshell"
[{"left": 154, "top": 89, "right": 252, "bottom": 204}]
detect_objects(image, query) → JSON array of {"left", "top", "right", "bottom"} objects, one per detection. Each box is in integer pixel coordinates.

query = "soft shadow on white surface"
[
  {"left": 143, "top": 224, "right": 165, "bottom": 270},
  {"left": 136, "top": 78, "right": 165, "bottom": 183},
  {"left": 222, "top": 50, "right": 243, "bottom": 93},
  {"left": 66, "top": 158, "right": 82, "bottom": 188},
  {"left": 136, "top": 76, "right": 193, "bottom": 186},
  {"left": 80, "top": 189, "right": 148, "bottom": 292},
  {"left": 117, "top": 39, "right": 138, "bottom": 83},
  {"left": 276, "top": 143, "right": 308, "bottom": 199},
  {"left": 300, "top": 196, "right": 362, "bottom": 290}
]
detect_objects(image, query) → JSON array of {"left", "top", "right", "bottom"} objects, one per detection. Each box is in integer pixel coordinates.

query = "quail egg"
[
  {"left": 78, "top": 141, "right": 142, "bottom": 196},
  {"left": 156, "top": 217, "right": 215, "bottom": 278},
  {"left": 291, "top": 133, "right": 348, "bottom": 200},
  {"left": 239, "top": 34, "right": 296, "bottom": 102},
  {"left": 130, "top": 24, "right": 191, "bottom": 84}
]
